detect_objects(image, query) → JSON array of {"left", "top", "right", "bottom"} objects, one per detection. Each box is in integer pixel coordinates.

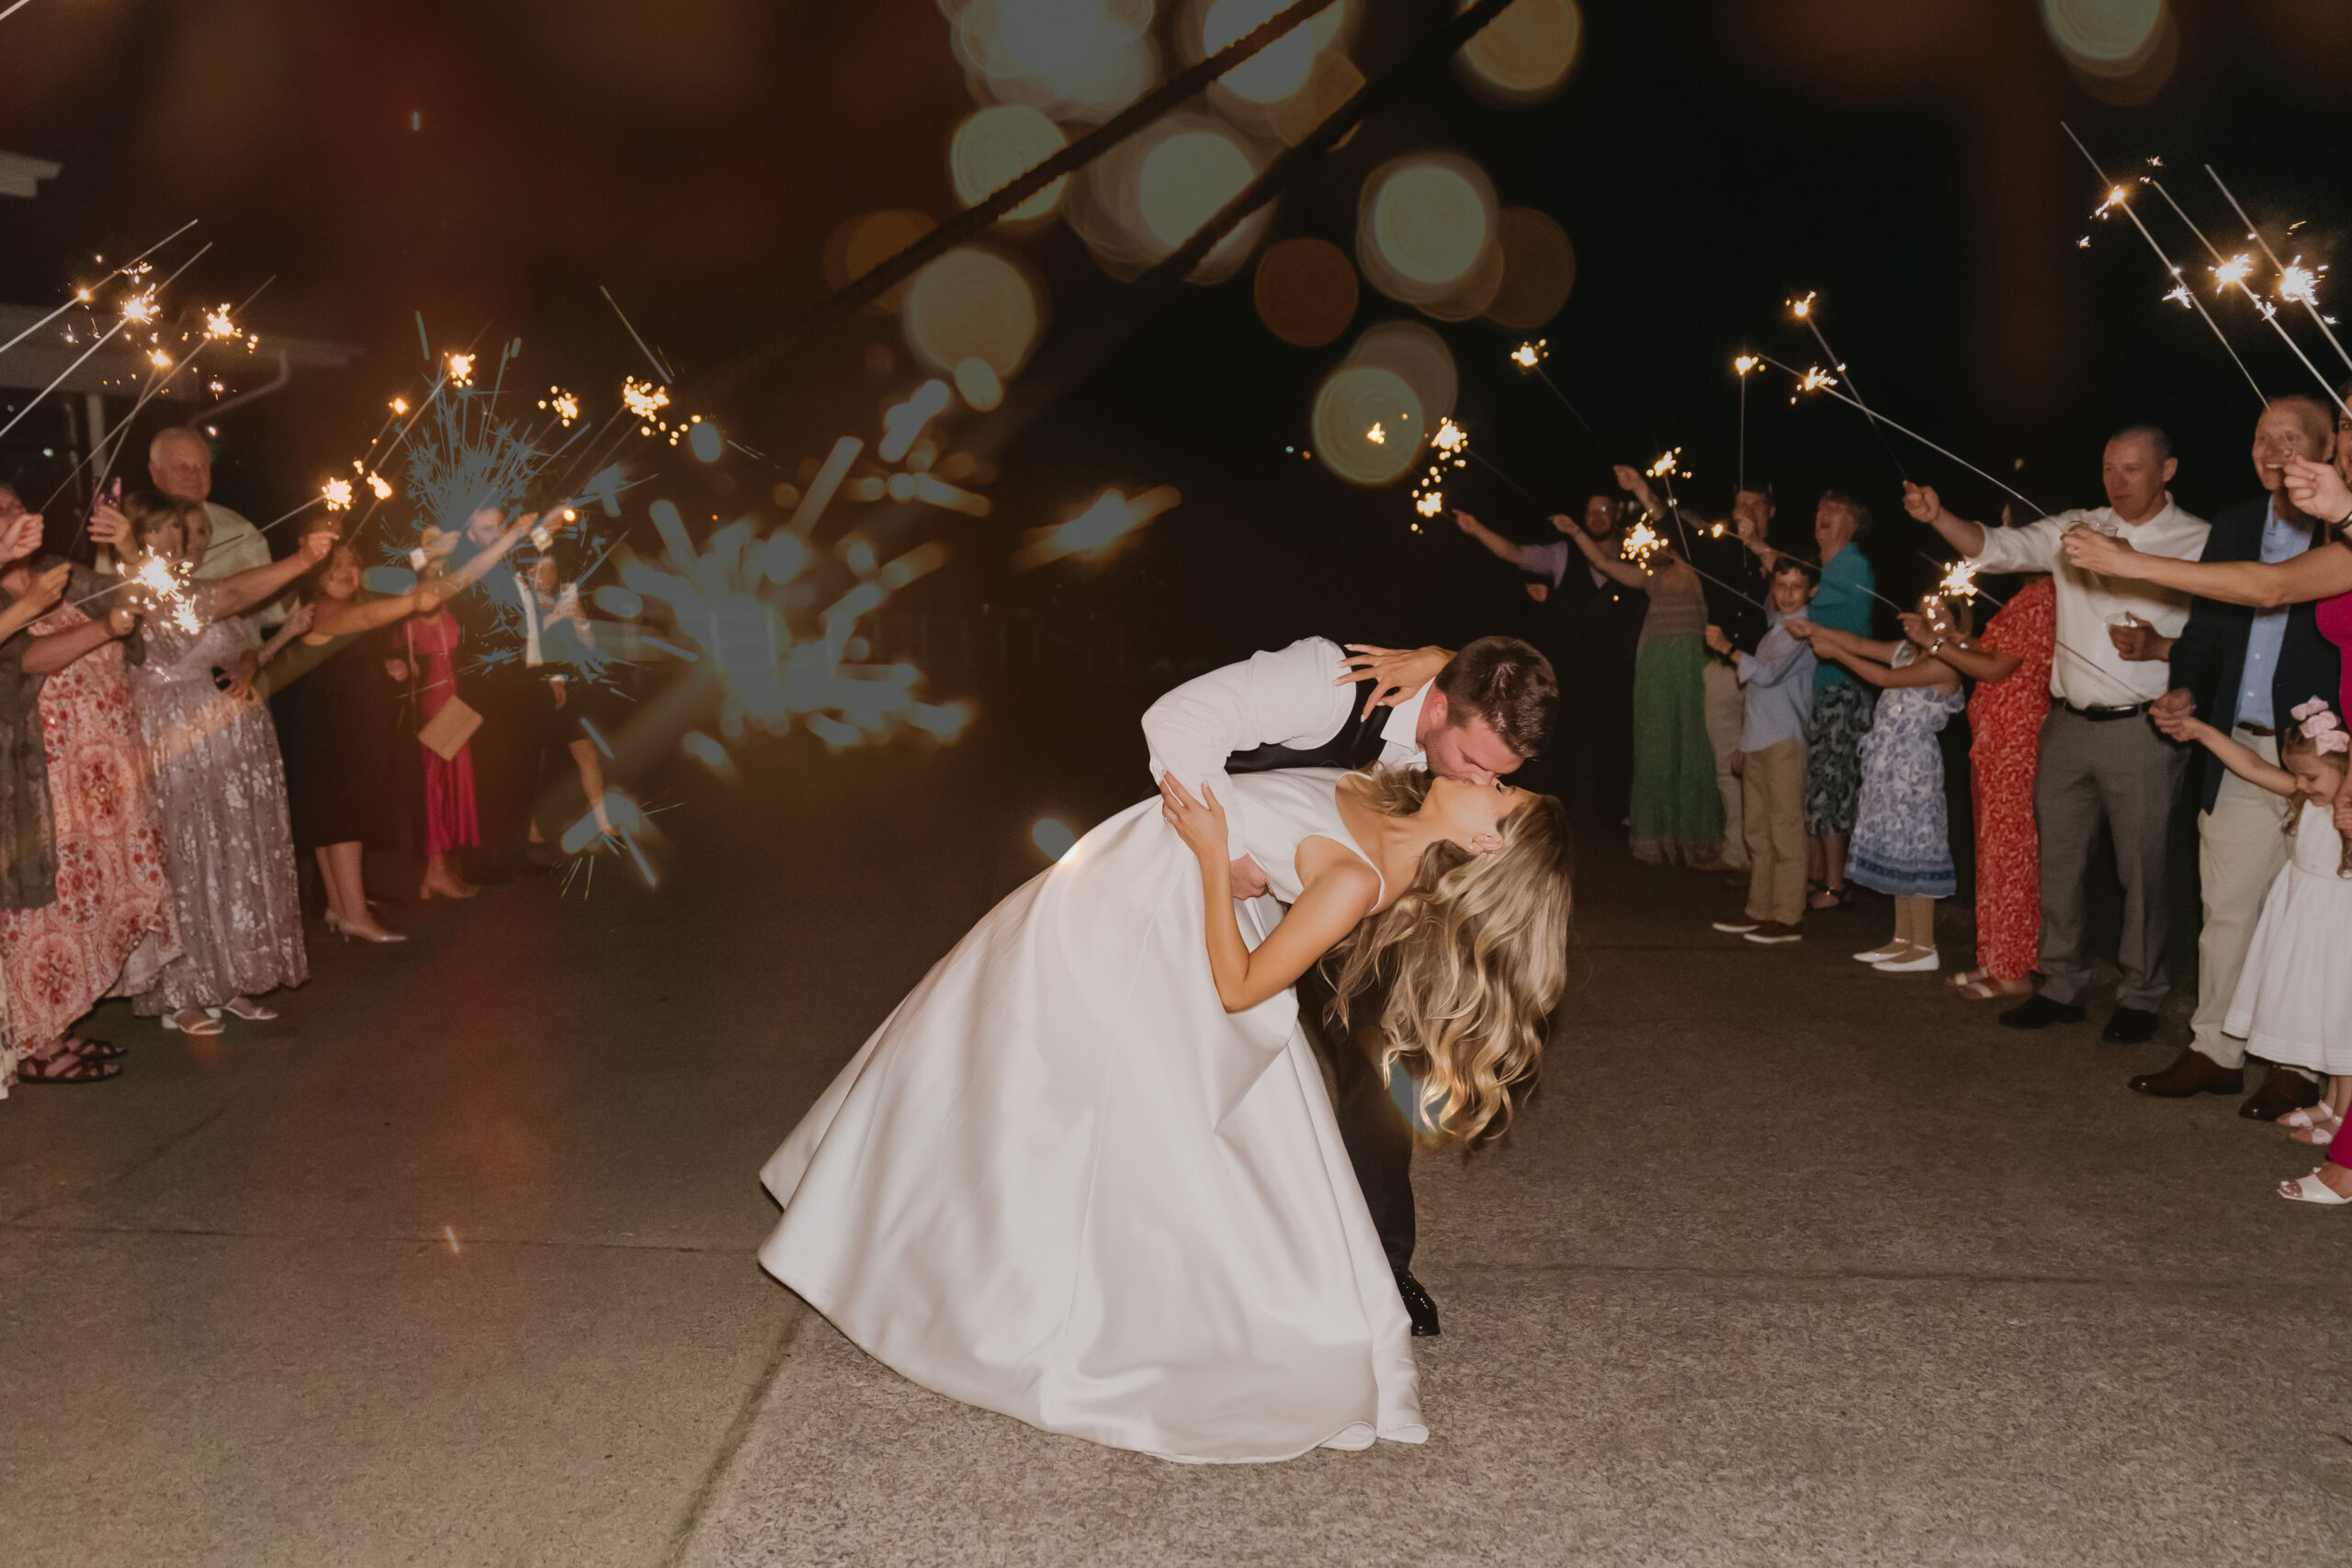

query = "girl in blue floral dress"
[{"left": 1792, "top": 598, "right": 1968, "bottom": 975}]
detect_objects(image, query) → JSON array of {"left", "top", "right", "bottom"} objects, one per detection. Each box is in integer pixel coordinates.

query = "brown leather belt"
[{"left": 2236, "top": 720, "right": 2277, "bottom": 737}]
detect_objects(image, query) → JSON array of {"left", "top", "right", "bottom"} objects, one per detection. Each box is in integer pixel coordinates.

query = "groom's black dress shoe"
[{"left": 1395, "top": 1269, "right": 1441, "bottom": 1337}]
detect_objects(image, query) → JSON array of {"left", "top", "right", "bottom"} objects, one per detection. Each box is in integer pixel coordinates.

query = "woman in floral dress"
[{"left": 0, "top": 523, "right": 177, "bottom": 1087}]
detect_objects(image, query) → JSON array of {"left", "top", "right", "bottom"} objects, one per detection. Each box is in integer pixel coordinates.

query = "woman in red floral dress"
[
  {"left": 0, "top": 540, "right": 179, "bottom": 1089},
  {"left": 1916, "top": 575, "right": 2054, "bottom": 999}
]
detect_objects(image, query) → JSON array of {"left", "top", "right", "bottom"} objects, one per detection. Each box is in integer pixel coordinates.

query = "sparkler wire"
[
  {"left": 1756, "top": 353, "right": 2048, "bottom": 519},
  {"left": 2205, "top": 164, "right": 2352, "bottom": 381}
]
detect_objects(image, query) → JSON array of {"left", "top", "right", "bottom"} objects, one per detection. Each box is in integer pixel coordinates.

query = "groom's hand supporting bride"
[{"left": 1336, "top": 644, "right": 1453, "bottom": 719}]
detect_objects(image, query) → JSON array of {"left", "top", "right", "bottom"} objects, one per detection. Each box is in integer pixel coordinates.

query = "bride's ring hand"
[
  {"left": 1158, "top": 774, "right": 1229, "bottom": 863},
  {"left": 1338, "top": 643, "right": 1450, "bottom": 718}
]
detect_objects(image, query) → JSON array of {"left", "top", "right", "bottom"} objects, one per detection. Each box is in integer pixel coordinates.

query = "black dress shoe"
[
  {"left": 1394, "top": 1268, "right": 1441, "bottom": 1337},
  {"left": 2128, "top": 1047, "right": 2244, "bottom": 1098},
  {"left": 1999, "top": 994, "right": 2087, "bottom": 1030},
  {"left": 2240, "top": 1064, "right": 2324, "bottom": 1122},
  {"left": 2100, "top": 1006, "right": 2161, "bottom": 1045}
]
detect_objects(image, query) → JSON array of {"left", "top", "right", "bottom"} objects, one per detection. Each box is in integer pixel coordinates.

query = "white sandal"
[
  {"left": 2278, "top": 1168, "right": 2352, "bottom": 1205},
  {"left": 219, "top": 997, "right": 277, "bottom": 1022},
  {"left": 161, "top": 1008, "right": 226, "bottom": 1037},
  {"left": 1853, "top": 942, "right": 1910, "bottom": 964}
]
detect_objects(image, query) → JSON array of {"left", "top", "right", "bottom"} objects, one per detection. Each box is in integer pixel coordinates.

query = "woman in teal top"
[{"left": 1795, "top": 494, "right": 1878, "bottom": 909}]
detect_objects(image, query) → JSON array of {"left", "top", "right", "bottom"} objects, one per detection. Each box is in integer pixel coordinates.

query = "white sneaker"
[
  {"left": 1712, "top": 919, "right": 1761, "bottom": 934},
  {"left": 1874, "top": 949, "right": 1940, "bottom": 974}
]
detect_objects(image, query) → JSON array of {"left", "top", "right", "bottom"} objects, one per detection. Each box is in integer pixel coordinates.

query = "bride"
[{"left": 757, "top": 760, "right": 1571, "bottom": 1463}]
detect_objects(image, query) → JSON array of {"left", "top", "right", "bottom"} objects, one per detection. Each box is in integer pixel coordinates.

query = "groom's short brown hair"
[{"left": 1433, "top": 637, "right": 1556, "bottom": 759}]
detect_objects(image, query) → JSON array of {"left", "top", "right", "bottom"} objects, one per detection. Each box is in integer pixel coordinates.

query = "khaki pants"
[
  {"left": 1703, "top": 659, "right": 1747, "bottom": 869},
  {"left": 2194, "top": 734, "right": 2297, "bottom": 1069},
  {"left": 1741, "top": 737, "right": 1806, "bottom": 926},
  {"left": 2033, "top": 708, "right": 2185, "bottom": 1010}
]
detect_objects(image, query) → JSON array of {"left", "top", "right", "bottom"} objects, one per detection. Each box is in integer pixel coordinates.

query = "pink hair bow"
[{"left": 2294, "top": 698, "right": 2351, "bottom": 755}]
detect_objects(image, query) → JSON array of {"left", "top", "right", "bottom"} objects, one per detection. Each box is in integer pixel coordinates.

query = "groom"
[{"left": 1143, "top": 635, "right": 1558, "bottom": 1337}]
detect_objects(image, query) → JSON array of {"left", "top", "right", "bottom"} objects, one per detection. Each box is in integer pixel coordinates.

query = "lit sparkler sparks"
[
  {"left": 322, "top": 478, "right": 354, "bottom": 510},
  {"left": 1621, "top": 520, "right": 1667, "bottom": 566},
  {"left": 1415, "top": 491, "right": 1443, "bottom": 518},
  {"left": 2279, "top": 259, "right": 2325, "bottom": 308},
  {"left": 1510, "top": 339, "right": 1545, "bottom": 368},
  {"left": 1790, "top": 292, "right": 1815, "bottom": 319},
  {"left": 1937, "top": 558, "right": 1982, "bottom": 601},
  {"left": 1364, "top": 422, "right": 1386, "bottom": 445},
  {"left": 1431, "top": 417, "right": 1467, "bottom": 455},
  {"left": 367, "top": 473, "right": 393, "bottom": 501},
  {"left": 1733, "top": 355, "right": 1758, "bottom": 377},
  {"left": 204, "top": 305, "right": 238, "bottom": 340},
  {"left": 390, "top": 397, "right": 409, "bottom": 415},
  {"left": 147, "top": 347, "right": 172, "bottom": 369},
  {"left": 620, "top": 376, "right": 670, "bottom": 423},
  {"left": 539, "top": 387, "right": 582, "bottom": 426},
  {"left": 1646, "top": 447, "right": 1687, "bottom": 481},
  {"left": 446, "top": 352, "right": 475, "bottom": 386},
  {"left": 119, "top": 291, "right": 156, "bottom": 325},
  {"left": 1797, "top": 366, "right": 1839, "bottom": 394},
  {"left": 2212, "top": 253, "right": 2256, "bottom": 292},
  {"left": 2097, "top": 185, "right": 2130, "bottom": 215}
]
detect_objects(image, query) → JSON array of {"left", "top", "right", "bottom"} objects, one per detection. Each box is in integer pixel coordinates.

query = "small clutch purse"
[{"left": 417, "top": 694, "right": 483, "bottom": 760}]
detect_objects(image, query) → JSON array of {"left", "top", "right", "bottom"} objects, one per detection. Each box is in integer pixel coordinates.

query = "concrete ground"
[{"left": 4, "top": 718, "right": 2347, "bottom": 1567}]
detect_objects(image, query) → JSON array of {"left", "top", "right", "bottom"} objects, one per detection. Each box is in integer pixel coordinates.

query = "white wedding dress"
[{"left": 757, "top": 768, "right": 1426, "bottom": 1463}]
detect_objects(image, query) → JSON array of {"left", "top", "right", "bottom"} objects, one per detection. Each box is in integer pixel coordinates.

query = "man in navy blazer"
[{"left": 2136, "top": 395, "right": 2343, "bottom": 1115}]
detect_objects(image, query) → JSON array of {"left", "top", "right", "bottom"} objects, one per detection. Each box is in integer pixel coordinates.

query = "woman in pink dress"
[
  {"left": 398, "top": 542, "right": 481, "bottom": 901},
  {"left": 0, "top": 517, "right": 179, "bottom": 1087}
]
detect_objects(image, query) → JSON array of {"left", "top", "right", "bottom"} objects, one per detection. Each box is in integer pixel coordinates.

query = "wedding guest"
[
  {"left": 2154, "top": 700, "right": 2352, "bottom": 1176},
  {"left": 448, "top": 507, "right": 543, "bottom": 873},
  {"left": 1796, "top": 599, "right": 1968, "bottom": 974},
  {"left": 1695, "top": 489, "right": 1777, "bottom": 880},
  {"left": 401, "top": 528, "right": 481, "bottom": 900},
  {"left": 1566, "top": 467, "right": 1723, "bottom": 866},
  {"left": 119, "top": 492, "right": 331, "bottom": 1034},
  {"left": 275, "top": 536, "right": 448, "bottom": 944},
  {"left": 2093, "top": 398, "right": 2341, "bottom": 1112},
  {"left": 1790, "top": 492, "right": 1878, "bottom": 911},
  {"left": 1909, "top": 427, "right": 2208, "bottom": 1042},
  {"left": 1706, "top": 556, "right": 1816, "bottom": 943},
  {"left": 1457, "top": 494, "right": 1643, "bottom": 829},
  {"left": 92, "top": 425, "right": 282, "bottom": 632},
  {"left": 0, "top": 503, "right": 175, "bottom": 1087},
  {"left": 1899, "top": 574, "right": 2056, "bottom": 1000}
]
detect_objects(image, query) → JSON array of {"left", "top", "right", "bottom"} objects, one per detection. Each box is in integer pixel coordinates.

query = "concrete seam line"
[
  {"left": 0, "top": 1097, "right": 240, "bottom": 1227},
  {"left": 662, "top": 1295, "right": 813, "bottom": 1568}
]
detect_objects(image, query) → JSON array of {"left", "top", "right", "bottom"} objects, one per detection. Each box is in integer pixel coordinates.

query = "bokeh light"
[
  {"left": 1138, "top": 129, "right": 1256, "bottom": 248},
  {"left": 1198, "top": 0, "right": 1349, "bottom": 103},
  {"left": 687, "top": 419, "right": 724, "bottom": 463},
  {"left": 955, "top": 0, "right": 1159, "bottom": 123},
  {"left": 1311, "top": 364, "right": 1424, "bottom": 486},
  {"left": 1069, "top": 116, "right": 1269, "bottom": 281},
  {"left": 1455, "top": 0, "right": 1583, "bottom": 107},
  {"left": 824, "top": 209, "right": 938, "bottom": 311},
  {"left": 1484, "top": 206, "right": 1576, "bottom": 331},
  {"left": 1359, "top": 154, "right": 1501, "bottom": 319},
  {"left": 1033, "top": 817, "right": 1080, "bottom": 862},
  {"left": 1345, "top": 321, "right": 1456, "bottom": 424},
  {"left": 2041, "top": 0, "right": 2165, "bottom": 72},
  {"left": 949, "top": 104, "right": 1069, "bottom": 221},
  {"left": 953, "top": 355, "right": 1006, "bottom": 411},
  {"left": 1253, "top": 236, "right": 1359, "bottom": 347},
  {"left": 903, "top": 246, "right": 1046, "bottom": 378}
]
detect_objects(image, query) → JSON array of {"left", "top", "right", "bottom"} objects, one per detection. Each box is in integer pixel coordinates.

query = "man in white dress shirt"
[
  {"left": 1905, "top": 426, "right": 2208, "bottom": 1042},
  {"left": 1144, "top": 634, "right": 1558, "bottom": 1338}
]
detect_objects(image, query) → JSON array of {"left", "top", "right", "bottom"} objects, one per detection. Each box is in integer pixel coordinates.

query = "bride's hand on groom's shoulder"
[
  {"left": 1159, "top": 774, "right": 1229, "bottom": 863},
  {"left": 1339, "top": 643, "right": 1450, "bottom": 717}
]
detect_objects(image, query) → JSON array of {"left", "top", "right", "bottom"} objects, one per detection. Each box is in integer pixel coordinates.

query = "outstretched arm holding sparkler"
[
  {"left": 164, "top": 528, "right": 334, "bottom": 622},
  {"left": 0, "top": 562, "right": 71, "bottom": 645},
  {"left": 2063, "top": 462, "right": 2352, "bottom": 609},
  {"left": 1790, "top": 620, "right": 1964, "bottom": 693},
  {"left": 1565, "top": 514, "right": 1657, "bottom": 590},
  {"left": 1902, "top": 482, "right": 1998, "bottom": 561},
  {"left": 1896, "top": 609, "right": 2020, "bottom": 685},
  {"left": 1451, "top": 509, "right": 1532, "bottom": 570}
]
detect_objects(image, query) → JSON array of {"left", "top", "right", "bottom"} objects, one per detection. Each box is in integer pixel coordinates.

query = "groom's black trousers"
[{"left": 1294, "top": 963, "right": 1416, "bottom": 1274}]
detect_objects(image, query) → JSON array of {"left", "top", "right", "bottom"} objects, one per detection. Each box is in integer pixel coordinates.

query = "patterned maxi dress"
[
  {"left": 1627, "top": 565, "right": 1725, "bottom": 865},
  {"left": 403, "top": 607, "right": 479, "bottom": 854},
  {"left": 127, "top": 584, "right": 307, "bottom": 1014},
  {"left": 0, "top": 601, "right": 177, "bottom": 1069},
  {"left": 1966, "top": 580, "right": 2054, "bottom": 980},
  {"left": 1846, "top": 644, "right": 1967, "bottom": 898}
]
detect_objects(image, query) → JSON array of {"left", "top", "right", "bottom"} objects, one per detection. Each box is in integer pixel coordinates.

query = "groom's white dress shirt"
[{"left": 1145, "top": 636, "right": 1428, "bottom": 848}]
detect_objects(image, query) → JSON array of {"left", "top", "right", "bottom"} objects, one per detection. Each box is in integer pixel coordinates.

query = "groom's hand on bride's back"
[
  {"left": 1337, "top": 643, "right": 1454, "bottom": 718},
  {"left": 1227, "top": 855, "right": 1269, "bottom": 901}
]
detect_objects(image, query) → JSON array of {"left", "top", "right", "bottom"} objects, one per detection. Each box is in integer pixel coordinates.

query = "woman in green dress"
[{"left": 1568, "top": 468, "right": 1724, "bottom": 867}]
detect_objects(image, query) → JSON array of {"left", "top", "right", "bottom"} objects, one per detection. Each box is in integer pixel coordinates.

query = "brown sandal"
[{"left": 17, "top": 1051, "right": 123, "bottom": 1085}]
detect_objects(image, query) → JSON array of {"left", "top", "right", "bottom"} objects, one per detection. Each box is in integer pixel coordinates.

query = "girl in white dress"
[
  {"left": 757, "top": 765, "right": 1570, "bottom": 1462},
  {"left": 2165, "top": 699, "right": 2352, "bottom": 1171}
]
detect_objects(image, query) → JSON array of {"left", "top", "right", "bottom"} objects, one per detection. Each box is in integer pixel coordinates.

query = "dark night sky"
[{"left": 4, "top": 0, "right": 2349, "bottom": 667}]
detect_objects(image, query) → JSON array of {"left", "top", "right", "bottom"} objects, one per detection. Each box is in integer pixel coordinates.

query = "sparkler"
[
  {"left": 2062, "top": 125, "right": 2267, "bottom": 408},
  {"left": 1763, "top": 352, "right": 2047, "bottom": 518},
  {"left": 322, "top": 479, "right": 354, "bottom": 511},
  {"left": 539, "top": 387, "right": 581, "bottom": 427},
  {"left": 1506, "top": 338, "right": 1594, "bottom": 434},
  {"left": 1786, "top": 292, "right": 1906, "bottom": 478},
  {"left": 1734, "top": 353, "right": 1758, "bottom": 492},
  {"left": 446, "top": 352, "right": 475, "bottom": 386},
  {"left": 2206, "top": 164, "right": 2352, "bottom": 378},
  {"left": 1364, "top": 422, "right": 1386, "bottom": 445},
  {"left": 1621, "top": 519, "right": 1667, "bottom": 567},
  {"left": 0, "top": 219, "right": 198, "bottom": 364}
]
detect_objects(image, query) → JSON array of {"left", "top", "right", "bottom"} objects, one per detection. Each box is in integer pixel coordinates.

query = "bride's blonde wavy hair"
[{"left": 1320, "top": 769, "right": 1572, "bottom": 1146}]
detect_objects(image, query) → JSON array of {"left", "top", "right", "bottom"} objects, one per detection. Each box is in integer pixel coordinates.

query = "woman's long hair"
[{"left": 1321, "top": 769, "right": 1573, "bottom": 1146}]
